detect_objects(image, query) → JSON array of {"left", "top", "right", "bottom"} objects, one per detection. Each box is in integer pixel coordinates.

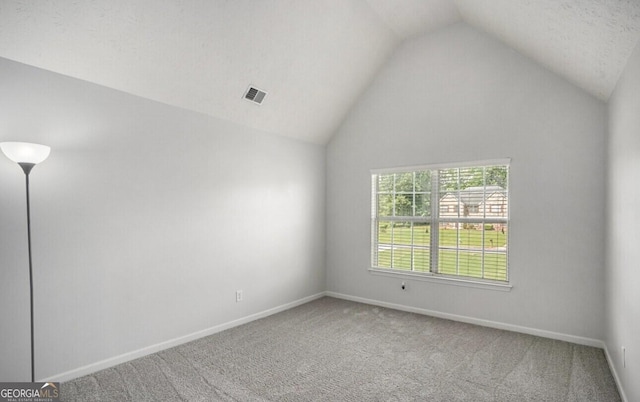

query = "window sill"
[{"left": 368, "top": 267, "right": 512, "bottom": 292}]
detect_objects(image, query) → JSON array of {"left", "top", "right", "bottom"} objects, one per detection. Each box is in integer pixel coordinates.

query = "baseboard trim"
[
  {"left": 326, "top": 293, "right": 624, "bottom": 400},
  {"left": 48, "top": 290, "right": 626, "bottom": 399},
  {"left": 603, "top": 344, "right": 628, "bottom": 402},
  {"left": 325, "top": 292, "right": 604, "bottom": 348},
  {"left": 44, "top": 292, "right": 326, "bottom": 382}
]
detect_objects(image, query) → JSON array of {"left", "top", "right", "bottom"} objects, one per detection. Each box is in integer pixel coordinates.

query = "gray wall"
[
  {"left": 606, "top": 40, "right": 640, "bottom": 402},
  {"left": 326, "top": 23, "right": 607, "bottom": 341},
  {"left": 0, "top": 57, "right": 326, "bottom": 381},
  {"left": 0, "top": 20, "right": 620, "bottom": 388}
]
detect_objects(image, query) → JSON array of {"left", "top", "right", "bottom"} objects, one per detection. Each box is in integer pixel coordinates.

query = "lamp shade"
[{"left": 0, "top": 142, "right": 51, "bottom": 165}]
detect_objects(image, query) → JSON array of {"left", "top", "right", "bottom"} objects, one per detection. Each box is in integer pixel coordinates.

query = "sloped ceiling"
[
  {"left": 0, "top": 1, "right": 639, "bottom": 144},
  {"left": 456, "top": 0, "right": 640, "bottom": 101}
]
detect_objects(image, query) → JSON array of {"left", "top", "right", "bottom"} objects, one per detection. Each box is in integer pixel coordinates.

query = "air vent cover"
[{"left": 244, "top": 86, "right": 267, "bottom": 105}]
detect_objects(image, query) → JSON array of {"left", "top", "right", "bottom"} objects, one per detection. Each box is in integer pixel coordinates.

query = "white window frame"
[{"left": 370, "top": 159, "right": 511, "bottom": 290}]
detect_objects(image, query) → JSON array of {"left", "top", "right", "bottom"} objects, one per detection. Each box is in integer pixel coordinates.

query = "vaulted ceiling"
[{"left": 1, "top": 0, "right": 639, "bottom": 144}]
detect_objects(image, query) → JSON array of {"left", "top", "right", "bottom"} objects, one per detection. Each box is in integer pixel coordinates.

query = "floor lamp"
[{"left": 0, "top": 141, "right": 51, "bottom": 382}]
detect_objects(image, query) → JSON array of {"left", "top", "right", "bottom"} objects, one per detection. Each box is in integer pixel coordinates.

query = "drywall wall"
[
  {"left": 606, "top": 39, "right": 640, "bottom": 402},
  {"left": 0, "top": 57, "right": 325, "bottom": 381},
  {"left": 326, "top": 23, "right": 607, "bottom": 341}
]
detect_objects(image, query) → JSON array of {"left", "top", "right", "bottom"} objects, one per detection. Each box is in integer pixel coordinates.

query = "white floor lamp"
[{"left": 0, "top": 142, "right": 51, "bottom": 382}]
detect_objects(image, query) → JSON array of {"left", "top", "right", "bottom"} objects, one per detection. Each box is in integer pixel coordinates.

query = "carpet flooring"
[{"left": 62, "top": 297, "right": 620, "bottom": 401}]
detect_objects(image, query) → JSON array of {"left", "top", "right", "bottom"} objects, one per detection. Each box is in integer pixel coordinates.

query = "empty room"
[{"left": 1, "top": 1, "right": 639, "bottom": 401}]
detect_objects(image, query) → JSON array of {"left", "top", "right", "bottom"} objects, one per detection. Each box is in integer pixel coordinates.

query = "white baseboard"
[
  {"left": 603, "top": 344, "right": 628, "bottom": 402},
  {"left": 326, "top": 293, "right": 625, "bottom": 400},
  {"left": 47, "top": 290, "right": 625, "bottom": 399},
  {"left": 325, "top": 291, "right": 604, "bottom": 348},
  {"left": 44, "top": 292, "right": 326, "bottom": 382}
]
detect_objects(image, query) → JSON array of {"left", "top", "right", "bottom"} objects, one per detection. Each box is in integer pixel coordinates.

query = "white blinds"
[{"left": 371, "top": 161, "right": 509, "bottom": 282}]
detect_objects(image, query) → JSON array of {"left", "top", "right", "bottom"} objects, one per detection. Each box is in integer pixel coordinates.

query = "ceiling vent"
[{"left": 244, "top": 86, "right": 267, "bottom": 105}]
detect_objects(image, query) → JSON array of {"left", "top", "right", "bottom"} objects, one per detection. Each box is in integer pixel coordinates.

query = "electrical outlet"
[
  {"left": 622, "top": 346, "right": 626, "bottom": 368},
  {"left": 236, "top": 290, "right": 243, "bottom": 302}
]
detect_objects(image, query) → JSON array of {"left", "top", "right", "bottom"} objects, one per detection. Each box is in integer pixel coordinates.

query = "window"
[{"left": 371, "top": 160, "right": 509, "bottom": 283}]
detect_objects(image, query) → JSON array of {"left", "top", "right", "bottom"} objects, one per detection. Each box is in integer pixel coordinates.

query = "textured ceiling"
[
  {"left": 365, "top": 0, "right": 460, "bottom": 38},
  {"left": 0, "top": 0, "right": 403, "bottom": 144},
  {"left": 456, "top": 0, "right": 640, "bottom": 101},
  {"left": 0, "top": 1, "right": 639, "bottom": 144}
]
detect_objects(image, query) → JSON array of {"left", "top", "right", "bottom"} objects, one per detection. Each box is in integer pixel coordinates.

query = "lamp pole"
[
  {"left": 20, "top": 162, "right": 36, "bottom": 382},
  {"left": 0, "top": 142, "right": 50, "bottom": 382}
]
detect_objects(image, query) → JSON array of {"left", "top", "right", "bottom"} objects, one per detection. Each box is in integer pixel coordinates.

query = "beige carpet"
[{"left": 62, "top": 297, "right": 620, "bottom": 401}]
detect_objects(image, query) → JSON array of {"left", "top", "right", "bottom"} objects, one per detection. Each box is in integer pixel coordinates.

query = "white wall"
[
  {"left": 0, "top": 57, "right": 326, "bottom": 381},
  {"left": 326, "top": 23, "right": 607, "bottom": 341},
  {"left": 606, "top": 40, "right": 640, "bottom": 402}
]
